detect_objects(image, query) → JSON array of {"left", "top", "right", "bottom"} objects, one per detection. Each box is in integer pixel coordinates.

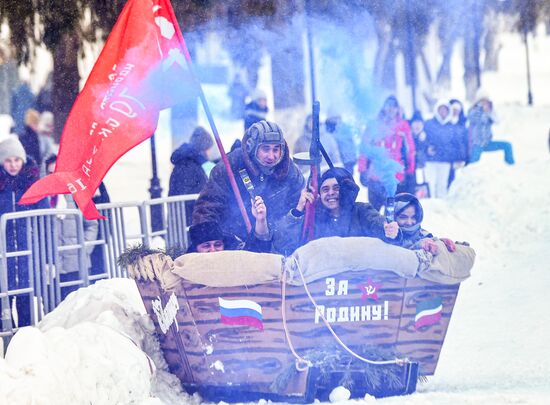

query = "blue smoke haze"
[{"left": 360, "top": 142, "right": 403, "bottom": 196}]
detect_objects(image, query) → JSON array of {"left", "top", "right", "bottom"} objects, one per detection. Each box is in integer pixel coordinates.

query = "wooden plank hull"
[{"left": 136, "top": 269, "right": 459, "bottom": 401}]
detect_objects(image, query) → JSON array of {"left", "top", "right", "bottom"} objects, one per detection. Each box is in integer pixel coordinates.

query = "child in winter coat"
[{"left": 244, "top": 89, "right": 269, "bottom": 131}]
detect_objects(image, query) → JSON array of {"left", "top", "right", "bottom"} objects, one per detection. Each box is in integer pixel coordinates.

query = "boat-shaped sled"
[{"left": 125, "top": 237, "right": 475, "bottom": 402}]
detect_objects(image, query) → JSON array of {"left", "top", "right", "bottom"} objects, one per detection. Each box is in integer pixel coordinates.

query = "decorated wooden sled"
[{"left": 125, "top": 237, "right": 475, "bottom": 403}]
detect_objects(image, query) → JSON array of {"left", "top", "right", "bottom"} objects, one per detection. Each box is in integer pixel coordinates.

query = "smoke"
[
  {"left": 198, "top": 7, "right": 384, "bottom": 122},
  {"left": 312, "top": 11, "right": 381, "bottom": 122},
  {"left": 183, "top": 6, "right": 405, "bottom": 183},
  {"left": 360, "top": 142, "right": 403, "bottom": 197}
]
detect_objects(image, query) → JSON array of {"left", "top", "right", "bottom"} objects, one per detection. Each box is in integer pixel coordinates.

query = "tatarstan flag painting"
[
  {"left": 219, "top": 297, "right": 264, "bottom": 331},
  {"left": 19, "top": 0, "right": 200, "bottom": 220},
  {"left": 415, "top": 297, "right": 443, "bottom": 330}
]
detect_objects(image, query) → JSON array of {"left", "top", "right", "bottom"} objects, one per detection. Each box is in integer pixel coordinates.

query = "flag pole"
[{"left": 167, "top": 5, "right": 252, "bottom": 233}]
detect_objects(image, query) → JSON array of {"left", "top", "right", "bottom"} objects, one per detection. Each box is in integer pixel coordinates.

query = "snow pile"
[
  {"left": 0, "top": 279, "right": 193, "bottom": 405},
  {"left": 409, "top": 104, "right": 550, "bottom": 404},
  {"left": 328, "top": 386, "right": 351, "bottom": 402}
]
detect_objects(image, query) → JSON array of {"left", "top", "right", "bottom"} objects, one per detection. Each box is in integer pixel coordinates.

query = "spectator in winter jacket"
[
  {"left": 169, "top": 126, "right": 215, "bottom": 223},
  {"left": 18, "top": 109, "right": 56, "bottom": 177},
  {"left": 358, "top": 96, "right": 416, "bottom": 210},
  {"left": 45, "top": 156, "right": 98, "bottom": 300},
  {"left": 409, "top": 111, "right": 428, "bottom": 193},
  {"left": 424, "top": 100, "right": 455, "bottom": 198},
  {"left": 294, "top": 114, "right": 342, "bottom": 175},
  {"left": 467, "top": 95, "right": 515, "bottom": 165},
  {"left": 192, "top": 120, "right": 305, "bottom": 243},
  {"left": 0, "top": 136, "right": 48, "bottom": 327},
  {"left": 394, "top": 192, "right": 456, "bottom": 255},
  {"left": 273, "top": 167, "right": 401, "bottom": 255},
  {"left": 325, "top": 114, "right": 357, "bottom": 174},
  {"left": 448, "top": 99, "right": 469, "bottom": 188},
  {"left": 244, "top": 89, "right": 268, "bottom": 131}
]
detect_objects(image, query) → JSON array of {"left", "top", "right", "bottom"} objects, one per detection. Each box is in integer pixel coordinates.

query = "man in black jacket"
[{"left": 169, "top": 127, "right": 214, "bottom": 222}]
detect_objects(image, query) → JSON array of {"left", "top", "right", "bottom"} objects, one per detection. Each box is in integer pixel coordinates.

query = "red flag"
[{"left": 19, "top": 0, "right": 199, "bottom": 219}]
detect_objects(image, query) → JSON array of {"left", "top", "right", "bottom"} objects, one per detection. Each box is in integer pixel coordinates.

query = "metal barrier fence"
[
  {"left": 0, "top": 194, "right": 198, "bottom": 342},
  {"left": 140, "top": 194, "right": 198, "bottom": 250}
]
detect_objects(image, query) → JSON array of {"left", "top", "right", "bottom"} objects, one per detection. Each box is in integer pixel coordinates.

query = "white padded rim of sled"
[
  {"left": 172, "top": 250, "right": 284, "bottom": 287},
  {"left": 287, "top": 236, "right": 419, "bottom": 285}
]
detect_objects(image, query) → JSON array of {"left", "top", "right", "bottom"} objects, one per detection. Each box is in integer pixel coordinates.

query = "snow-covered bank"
[
  {"left": 406, "top": 106, "right": 550, "bottom": 404},
  {"left": 0, "top": 279, "right": 193, "bottom": 405}
]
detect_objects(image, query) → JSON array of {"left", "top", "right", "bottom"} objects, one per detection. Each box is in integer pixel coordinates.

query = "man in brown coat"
[{"left": 192, "top": 120, "right": 305, "bottom": 242}]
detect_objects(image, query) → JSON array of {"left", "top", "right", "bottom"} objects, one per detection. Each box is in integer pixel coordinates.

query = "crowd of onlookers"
[{"left": 177, "top": 87, "right": 515, "bottom": 218}]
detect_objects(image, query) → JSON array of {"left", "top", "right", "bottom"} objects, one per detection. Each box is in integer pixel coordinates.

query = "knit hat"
[
  {"left": 187, "top": 221, "right": 237, "bottom": 253},
  {"left": 190, "top": 126, "right": 214, "bottom": 152},
  {"left": 244, "top": 120, "right": 286, "bottom": 168},
  {"left": 474, "top": 88, "right": 491, "bottom": 104},
  {"left": 0, "top": 136, "right": 27, "bottom": 163},
  {"left": 250, "top": 88, "right": 267, "bottom": 102}
]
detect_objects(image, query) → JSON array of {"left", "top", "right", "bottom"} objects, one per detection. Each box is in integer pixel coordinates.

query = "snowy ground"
[
  {"left": 2, "top": 22, "right": 550, "bottom": 405},
  {"left": 2, "top": 101, "right": 548, "bottom": 405}
]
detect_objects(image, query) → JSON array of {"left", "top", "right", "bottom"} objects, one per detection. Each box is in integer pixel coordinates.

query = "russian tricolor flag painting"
[
  {"left": 219, "top": 298, "right": 264, "bottom": 331},
  {"left": 415, "top": 297, "right": 443, "bottom": 330}
]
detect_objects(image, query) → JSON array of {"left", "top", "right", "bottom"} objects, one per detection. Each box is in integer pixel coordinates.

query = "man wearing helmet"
[{"left": 192, "top": 120, "right": 305, "bottom": 243}]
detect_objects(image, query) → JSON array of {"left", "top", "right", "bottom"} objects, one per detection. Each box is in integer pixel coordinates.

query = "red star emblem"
[{"left": 358, "top": 278, "right": 383, "bottom": 301}]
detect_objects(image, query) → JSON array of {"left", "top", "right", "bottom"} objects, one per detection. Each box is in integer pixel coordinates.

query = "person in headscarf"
[{"left": 394, "top": 192, "right": 456, "bottom": 254}]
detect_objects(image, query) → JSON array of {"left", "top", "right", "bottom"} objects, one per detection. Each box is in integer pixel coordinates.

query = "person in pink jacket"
[{"left": 359, "top": 96, "right": 416, "bottom": 211}]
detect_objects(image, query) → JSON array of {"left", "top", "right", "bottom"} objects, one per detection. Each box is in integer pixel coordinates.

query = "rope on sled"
[
  {"left": 281, "top": 268, "right": 314, "bottom": 371},
  {"left": 282, "top": 257, "right": 409, "bottom": 368}
]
